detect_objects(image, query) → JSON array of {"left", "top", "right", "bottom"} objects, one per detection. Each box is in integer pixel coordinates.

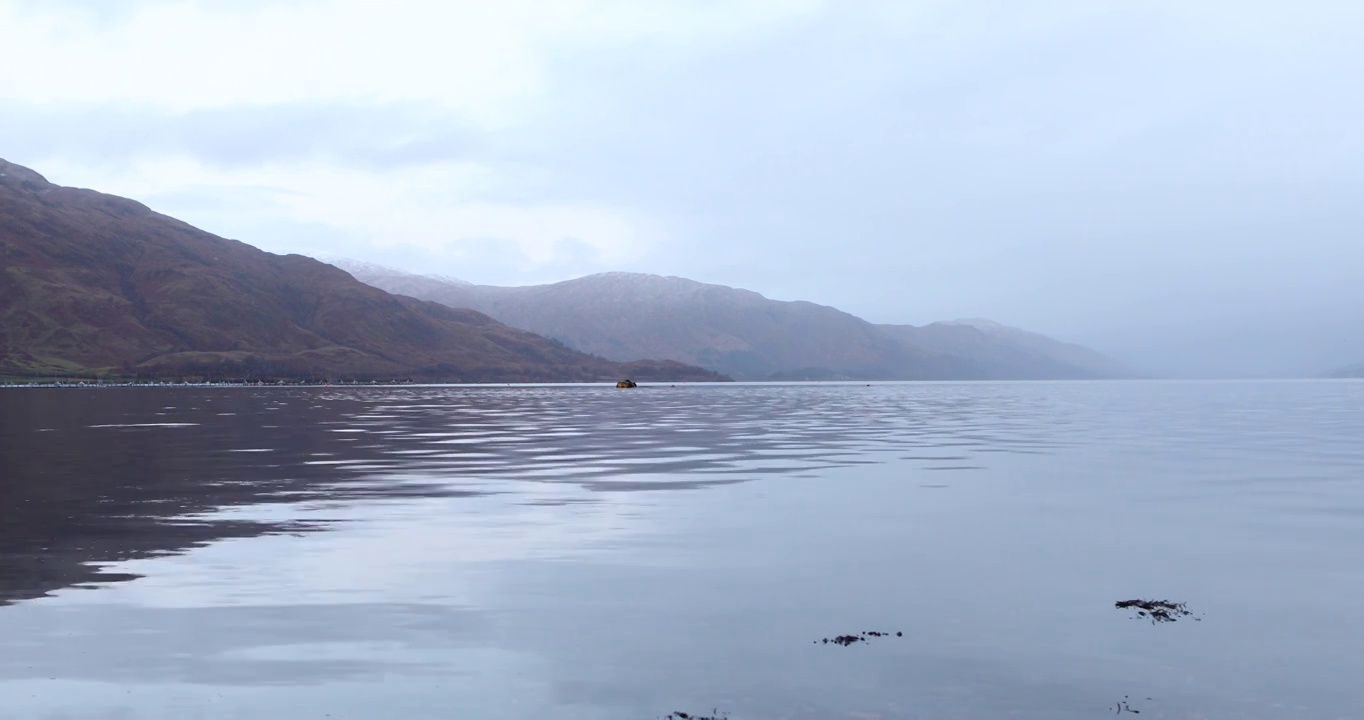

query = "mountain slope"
[
  {"left": 878, "top": 319, "right": 1134, "bottom": 380},
  {"left": 337, "top": 262, "right": 1129, "bottom": 381},
  {"left": 334, "top": 263, "right": 972, "bottom": 381},
  {"left": 319, "top": 256, "right": 473, "bottom": 295},
  {"left": 0, "top": 159, "right": 723, "bottom": 382},
  {"left": 1329, "top": 361, "right": 1364, "bottom": 379}
]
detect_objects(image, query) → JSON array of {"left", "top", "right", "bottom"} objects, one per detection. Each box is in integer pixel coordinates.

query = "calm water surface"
[{"left": 2, "top": 381, "right": 1363, "bottom": 719}]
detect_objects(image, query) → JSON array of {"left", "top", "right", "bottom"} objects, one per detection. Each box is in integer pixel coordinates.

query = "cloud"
[
  {"left": 0, "top": 0, "right": 815, "bottom": 284},
  {"left": 32, "top": 153, "right": 653, "bottom": 282},
  {"left": 3, "top": 0, "right": 1364, "bottom": 375},
  {"left": 0, "top": 0, "right": 823, "bottom": 123},
  {"left": 0, "top": 100, "right": 481, "bottom": 171}
]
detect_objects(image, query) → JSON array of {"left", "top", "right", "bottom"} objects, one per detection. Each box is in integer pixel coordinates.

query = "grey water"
[{"left": 1, "top": 381, "right": 1363, "bottom": 720}]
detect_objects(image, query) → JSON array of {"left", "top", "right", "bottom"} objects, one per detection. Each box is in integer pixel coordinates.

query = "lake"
[{"left": 2, "top": 381, "right": 1363, "bottom": 719}]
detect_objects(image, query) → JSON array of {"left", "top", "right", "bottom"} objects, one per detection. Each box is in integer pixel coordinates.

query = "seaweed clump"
[
  {"left": 815, "top": 630, "right": 903, "bottom": 646},
  {"left": 1115, "top": 599, "right": 1199, "bottom": 624}
]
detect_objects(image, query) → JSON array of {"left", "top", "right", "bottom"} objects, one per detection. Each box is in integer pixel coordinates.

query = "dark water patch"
[
  {"left": 321, "top": 484, "right": 492, "bottom": 500},
  {"left": 580, "top": 479, "right": 748, "bottom": 493},
  {"left": 520, "top": 498, "right": 600, "bottom": 507},
  {"left": 69, "top": 572, "right": 143, "bottom": 589},
  {"left": 0, "top": 389, "right": 495, "bottom": 605}
]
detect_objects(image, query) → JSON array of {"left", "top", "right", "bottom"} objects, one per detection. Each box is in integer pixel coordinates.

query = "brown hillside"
[{"left": 0, "top": 159, "right": 724, "bottom": 383}]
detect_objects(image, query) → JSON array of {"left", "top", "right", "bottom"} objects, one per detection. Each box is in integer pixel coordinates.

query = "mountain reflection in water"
[
  {"left": 2, "top": 382, "right": 1363, "bottom": 720},
  {"left": 1, "top": 384, "right": 1065, "bottom": 606}
]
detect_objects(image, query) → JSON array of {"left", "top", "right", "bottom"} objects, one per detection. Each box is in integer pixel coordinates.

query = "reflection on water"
[
  {"left": 2, "top": 381, "right": 1363, "bottom": 719},
  {"left": 0, "top": 384, "right": 1076, "bottom": 606}
]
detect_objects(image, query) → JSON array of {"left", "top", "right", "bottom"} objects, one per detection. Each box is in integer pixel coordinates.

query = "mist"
[{"left": 2, "top": 0, "right": 1361, "bottom": 377}]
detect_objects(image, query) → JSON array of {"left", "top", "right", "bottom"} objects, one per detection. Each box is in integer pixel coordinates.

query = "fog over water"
[{"left": 2, "top": 1, "right": 1362, "bottom": 377}]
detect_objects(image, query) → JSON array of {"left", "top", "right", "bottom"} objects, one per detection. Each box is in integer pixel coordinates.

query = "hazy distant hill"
[
  {"left": 0, "top": 159, "right": 723, "bottom": 383},
  {"left": 1330, "top": 361, "right": 1364, "bottom": 378},
  {"left": 337, "top": 262, "right": 1130, "bottom": 381},
  {"left": 334, "top": 265, "right": 969, "bottom": 380},
  {"left": 318, "top": 257, "right": 473, "bottom": 296},
  {"left": 878, "top": 318, "right": 1133, "bottom": 380}
]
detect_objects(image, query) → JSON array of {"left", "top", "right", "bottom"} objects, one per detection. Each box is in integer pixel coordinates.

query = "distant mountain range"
[
  {"left": 1330, "top": 361, "right": 1364, "bottom": 379},
  {"left": 336, "top": 262, "right": 1133, "bottom": 381},
  {"left": 0, "top": 159, "right": 723, "bottom": 383},
  {"left": 877, "top": 318, "right": 1132, "bottom": 380}
]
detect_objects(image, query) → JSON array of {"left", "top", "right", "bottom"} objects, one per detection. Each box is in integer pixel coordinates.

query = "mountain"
[
  {"left": 337, "top": 262, "right": 1130, "bottom": 381},
  {"left": 333, "top": 265, "right": 971, "bottom": 381},
  {"left": 317, "top": 256, "right": 473, "bottom": 294},
  {"left": 877, "top": 319, "right": 1134, "bottom": 380},
  {"left": 0, "top": 159, "right": 724, "bottom": 383},
  {"left": 1329, "top": 361, "right": 1364, "bottom": 379}
]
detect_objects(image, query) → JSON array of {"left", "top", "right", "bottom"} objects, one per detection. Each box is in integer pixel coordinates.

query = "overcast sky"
[{"left": 2, "top": 0, "right": 1361, "bottom": 377}]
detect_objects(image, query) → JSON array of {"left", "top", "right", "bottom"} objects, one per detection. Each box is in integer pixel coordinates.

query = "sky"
[{"left": 2, "top": 0, "right": 1362, "bottom": 377}]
